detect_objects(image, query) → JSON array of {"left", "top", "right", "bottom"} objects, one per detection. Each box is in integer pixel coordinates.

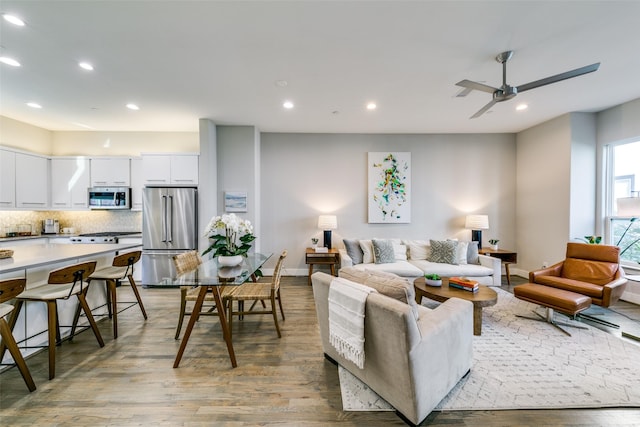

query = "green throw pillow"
[{"left": 428, "top": 239, "right": 459, "bottom": 264}]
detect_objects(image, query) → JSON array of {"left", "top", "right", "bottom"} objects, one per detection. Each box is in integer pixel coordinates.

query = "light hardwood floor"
[{"left": 1, "top": 275, "right": 639, "bottom": 426}]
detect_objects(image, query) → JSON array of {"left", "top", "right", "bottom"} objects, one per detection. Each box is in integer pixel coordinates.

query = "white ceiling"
[{"left": 1, "top": 1, "right": 640, "bottom": 134}]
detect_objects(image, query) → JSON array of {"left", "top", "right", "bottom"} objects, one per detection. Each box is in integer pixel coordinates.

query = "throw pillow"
[
  {"left": 359, "top": 239, "right": 374, "bottom": 264},
  {"left": 343, "top": 239, "right": 364, "bottom": 265},
  {"left": 467, "top": 241, "right": 480, "bottom": 264},
  {"left": 428, "top": 239, "right": 458, "bottom": 264},
  {"left": 403, "top": 240, "right": 430, "bottom": 260},
  {"left": 456, "top": 241, "right": 469, "bottom": 265},
  {"left": 393, "top": 244, "right": 408, "bottom": 261},
  {"left": 372, "top": 239, "right": 395, "bottom": 264},
  {"left": 338, "top": 267, "right": 371, "bottom": 283}
]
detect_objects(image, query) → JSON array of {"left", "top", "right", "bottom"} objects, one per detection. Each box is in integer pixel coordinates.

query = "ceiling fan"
[{"left": 456, "top": 51, "right": 600, "bottom": 119}]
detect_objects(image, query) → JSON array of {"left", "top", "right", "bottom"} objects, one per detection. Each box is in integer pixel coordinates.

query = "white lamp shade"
[
  {"left": 465, "top": 214, "right": 489, "bottom": 230},
  {"left": 617, "top": 197, "right": 640, "bottom": 216},
  {"left": 318, "top": 215, "right": 338, "bottom": 230}
]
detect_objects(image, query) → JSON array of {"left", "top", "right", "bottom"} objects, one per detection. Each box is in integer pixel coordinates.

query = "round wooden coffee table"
[{"left": 414, "top": 277, "right": 498, "bottom": 335}]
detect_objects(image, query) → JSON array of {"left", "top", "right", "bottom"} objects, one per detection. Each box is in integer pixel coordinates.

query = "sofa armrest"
[
  {"left": 338, "top": 249, "right": 353, "bottom": 267},
  {"left": 602, "top": 272, "right": 628, "bottom": 306},
  {"left": 478, "top": 254, "right": 502, "bottom": 286}
]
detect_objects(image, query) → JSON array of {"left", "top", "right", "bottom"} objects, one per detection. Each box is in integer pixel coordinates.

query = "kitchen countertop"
[
  {"left": 0, "top": 233, "right": 142, "bottom": 242},
  {"left": 0, "top": 243, "right": 142, "bottom": 274}
]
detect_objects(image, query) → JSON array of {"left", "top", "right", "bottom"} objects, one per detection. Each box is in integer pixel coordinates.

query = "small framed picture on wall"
[{"left": 224, "top": 191, "right": 248, "bottom": 212}]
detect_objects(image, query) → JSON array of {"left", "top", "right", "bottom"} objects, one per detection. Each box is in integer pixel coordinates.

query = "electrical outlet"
[{"left": 542, "top": 261, "right": 549, "bottom": 268}]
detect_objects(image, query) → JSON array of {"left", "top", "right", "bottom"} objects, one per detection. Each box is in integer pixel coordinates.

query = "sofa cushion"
[
  {"left": 394, "top": 244, "right": 408, "bottom": 261},
  {"left": 410, "top": 260, "right": 493, "bottom": 277},
  {"left": 456, "top": 241, "right": 469, "bottom": 265},
  {"left": 360, "top": 239, "right": 374, "bottom": 264},
  {"left": 428, "top": 240, "right": 458, "bottom": 264},
  {"left": 373, "top": 239, "right": 395, "bottom": 264},
  {"left": 339, "top": 267, "right": 420, "bottom": 320},
  {"left": 343, "top": 239, "right": 364, "bottom": 265},
  {"left": 533, "top": 275, "right": 605, "bottom": 298},
  {"left": 403, "top": 240, "right": 430, "bottom": 260},
  {"left": 467, "top": 241, "right": 480, "bottom": 264}
]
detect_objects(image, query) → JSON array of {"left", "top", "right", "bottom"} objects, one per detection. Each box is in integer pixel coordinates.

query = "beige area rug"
[{"left": 340, "top": 288, "right": 640, "bottom": 411}]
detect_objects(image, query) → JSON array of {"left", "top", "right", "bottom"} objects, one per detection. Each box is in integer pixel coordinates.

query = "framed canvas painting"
[
  {"left": 368, "top": 152, "right": 411, "bottom": 223},
  {"left": 224, "top": 191, "right": 248, "bottom": 212}
]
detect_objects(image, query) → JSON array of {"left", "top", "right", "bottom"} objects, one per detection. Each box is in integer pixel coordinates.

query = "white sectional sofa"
[{"left": 340, "top": 238, "right": 502, "bottom": 286}]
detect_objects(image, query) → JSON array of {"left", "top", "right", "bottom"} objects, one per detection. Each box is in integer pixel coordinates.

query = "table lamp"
[
  {"left": 318, "top": 215, "right": 337, "bottom": 249},
  {"left": 465, "top": 214, "right": 489, "bottom": 247}
]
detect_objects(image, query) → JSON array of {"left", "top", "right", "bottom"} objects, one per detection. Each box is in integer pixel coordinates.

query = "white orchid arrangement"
[{"left": 202, "top": 213, "right": 256, "bottom": 257}]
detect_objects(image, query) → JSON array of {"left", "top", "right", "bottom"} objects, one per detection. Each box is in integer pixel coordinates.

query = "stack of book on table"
[{"left": 449, "top": 277, "right": 479, "bottom": 292}]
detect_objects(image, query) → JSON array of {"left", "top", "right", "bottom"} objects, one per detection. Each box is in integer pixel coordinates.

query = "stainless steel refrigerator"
[{"left": 141, "top": 187, "right": 197, "bottom": 287}]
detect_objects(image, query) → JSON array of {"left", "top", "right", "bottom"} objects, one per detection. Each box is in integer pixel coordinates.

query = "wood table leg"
[
  {"left": 211, "top": 286, "right": 237, "bottom": 368},
  {"left": 505, "top": 263, "right": 512, "bottom": 286},
  {"left": 473, "top": 305, "right": 482, "bottom": 336},
  {"left": 308, "top": 265, "right": 314, "bottom": 286},
  {"left": 330, "top": 264, "right": 336, "bottom": 276},
  {"left": 174, "top": 286, "right": 206, "bottom": 368}
]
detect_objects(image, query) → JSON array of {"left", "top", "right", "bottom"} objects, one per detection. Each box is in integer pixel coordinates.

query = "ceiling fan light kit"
[{"left": 456, "top": 50, "right": 600, "bottom": 119}]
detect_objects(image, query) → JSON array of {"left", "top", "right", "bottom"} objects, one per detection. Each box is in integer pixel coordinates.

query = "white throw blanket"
[{"left": 328, "top": 277, "right": 377, "bottom": 369}]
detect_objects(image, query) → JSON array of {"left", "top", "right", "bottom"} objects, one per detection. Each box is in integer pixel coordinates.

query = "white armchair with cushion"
[{"left": 311, "top": 268, "right": 473, "bottom": 425}]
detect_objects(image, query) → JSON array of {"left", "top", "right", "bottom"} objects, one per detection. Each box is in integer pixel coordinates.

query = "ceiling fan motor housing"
[{"left": 494, "top": 85, "right": 517, "bottom": 102}]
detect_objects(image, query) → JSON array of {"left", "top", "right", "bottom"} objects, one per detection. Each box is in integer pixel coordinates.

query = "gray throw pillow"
[
  {"left": 372, "top": 239, "right": 395, "bottom": 264},
  {"left": 467, "top": 241, "right": 480, "bottom": 265},
  {"left": 343, "top": 239, "right": 364, "bottom": 264},
  {"left": 428, "top": 239, "right": 458, "bottom": 264}
]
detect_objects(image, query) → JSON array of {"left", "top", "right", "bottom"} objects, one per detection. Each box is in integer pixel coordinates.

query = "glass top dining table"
[{"left": 173, "top": 252, "right": 272, "bottom": 369}]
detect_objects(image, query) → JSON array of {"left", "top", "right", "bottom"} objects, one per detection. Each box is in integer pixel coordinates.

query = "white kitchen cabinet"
[
  {"left": 130, "top": 158, "right": 144, "bottom": 210},
  {"left": 15, "top": 153, "right": 49, "bottom": 209},
  {"left": 142, "top": 154, "right": 198, "bottom": 185},
  {"left": 0, "top": 149, "right": 16, "bottom": 208},
  {"left": 51, "top": 158, "right": 91, "bottom": 209},
  {"left": 91, "top": 158, "right": 130, "bottom": 187}
]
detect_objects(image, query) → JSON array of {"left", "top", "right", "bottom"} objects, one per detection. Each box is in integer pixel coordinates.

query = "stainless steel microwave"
[{"left": 88, "top": 187, "right": 131, "bottom": 210}]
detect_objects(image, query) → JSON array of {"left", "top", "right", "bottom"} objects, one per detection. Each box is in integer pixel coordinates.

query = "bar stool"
[
  {"left": 85, "top": 250, "right": 147, "bottom": 339},
  {"left": 0, "top": 278, "right": 36, "bottom": 392},
  {"left": 5, "top": 261, "right": 104, "bottom": 380}
]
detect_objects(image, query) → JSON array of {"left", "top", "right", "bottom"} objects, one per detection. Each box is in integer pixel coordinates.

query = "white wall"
[
  {"left": 569, "top": 113, "right": 597, "bottom": 241},
  {"left": 51, "top": 131, "right": 199, "bottom": 156},
  {"left": 0, "top": 116, "right": 52, "bottom": 154},
  {"left": 260, "top": 133, "right": 516, "bottom": 274}
]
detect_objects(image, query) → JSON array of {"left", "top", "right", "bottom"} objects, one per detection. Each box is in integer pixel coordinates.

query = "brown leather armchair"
[{"left": 530, "top": 242, "right": 627, "bottom": 308}]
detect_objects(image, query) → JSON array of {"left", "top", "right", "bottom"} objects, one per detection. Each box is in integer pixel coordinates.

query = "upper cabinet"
[
  {"left": 130, "top": 157, "right": 143, "bottom": 211},
  {"left": 0, "top": 149, "right": 16, "bottom": 208},
  {"left": 15, "top": 152, "right": 49, "bottom": 209},
  {"left": 142, "top": 154, "right": 198, "bottom": 186},
  {"left": 91, "top": 158, "right": 130, "bottom": 187},
  {"left": 51, "top": 157, "right": 91, "bottom": 209}
]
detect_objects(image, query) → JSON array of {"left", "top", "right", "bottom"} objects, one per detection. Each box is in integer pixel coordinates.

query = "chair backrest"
[
  {"left": 563, "top": 243, "right": 620, "bottom": 286},
  {"left": 0, "top": 278, "right": 27, "bottom": 304},
  {"left": 48, "top": 261, "right": 97, "bottom": 285},
  {"left": 173, "top": 250, "right": 202, "bottom": 275},
  {"left": 271, "top": 250, "right": 287, "bottom": 291},
  {"left": 112, "top": 250, "right": 142, "bottom": 267}
]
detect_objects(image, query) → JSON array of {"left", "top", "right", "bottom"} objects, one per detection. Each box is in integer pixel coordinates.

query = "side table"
[
  {"left": 481, "top": 247, "right": 518, "bottom": 286},
  {"left": 305, "top": 248, "right": 340, "bottom": 286}
]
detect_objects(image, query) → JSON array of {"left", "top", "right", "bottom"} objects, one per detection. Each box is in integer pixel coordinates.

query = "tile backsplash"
[{"left": 0, "top": 210, "right": 142, "bottom": 236}]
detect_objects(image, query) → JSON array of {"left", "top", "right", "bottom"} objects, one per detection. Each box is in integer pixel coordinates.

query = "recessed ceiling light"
[
  {"left": 283, "top": 101, "right": 294, "bottom": 109},
  {"left": 79, "top": 61, "right": 94, "bottom": 71},
  {"left": 0, "top": 56, "right": 20, "bottom": 67},
  {"left": 516, "top": 103, "right": 528, "bottom": 111},
  {"left": 366, "top": 102, "right": 377, "bottom": 110},
  {"left": 126, "top": 103, "right": 140, "bottom": 110},
  {"left": 3, "top": 14, "right": 25, "bottom": 26},
  {"left": 27, "top": 102, "right": 42, "bottom": 109}
]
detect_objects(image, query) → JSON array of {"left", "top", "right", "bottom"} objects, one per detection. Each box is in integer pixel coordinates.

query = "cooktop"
[{"left": 79, "top": 232, "right": 141, "bottom": 237}]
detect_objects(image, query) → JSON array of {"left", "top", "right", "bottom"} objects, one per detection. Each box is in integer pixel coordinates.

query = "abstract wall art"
[{"left": 368, "top": 152, "right": 411, "bottom": 223}]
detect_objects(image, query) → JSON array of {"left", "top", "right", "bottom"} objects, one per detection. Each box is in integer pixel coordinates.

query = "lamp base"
[
  {"left": 471, "top": 230, "right": 482, "bottom": 247},
  {"left": 323, "top": 230, "right": 332, "bottom": 249}
]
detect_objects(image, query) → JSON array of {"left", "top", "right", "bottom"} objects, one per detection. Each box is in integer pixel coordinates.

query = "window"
[{"left": 606, "top": 140, "right": 640, "bottom": 268}]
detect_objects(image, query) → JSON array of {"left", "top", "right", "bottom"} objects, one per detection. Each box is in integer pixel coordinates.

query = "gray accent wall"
[{"left": 260, "top": 132, "right": 516, "bottom": 274}]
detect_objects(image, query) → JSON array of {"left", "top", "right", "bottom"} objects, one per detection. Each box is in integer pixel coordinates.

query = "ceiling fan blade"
[
  {"left": 516, "top": 62, "right": 600, "bottom": 93},
  {"left": 456, "top": 79, "right": 498, "bottom": 94},
  {"left": 470, "top": 99, "right": 497, "bottom": 119}
]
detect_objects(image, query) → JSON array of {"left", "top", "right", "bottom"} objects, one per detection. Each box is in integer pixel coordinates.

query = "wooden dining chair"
[
  {"left": 225, "top": 250, "right": 287, "bottom": 340},
  {"left": 0, "top": 278, "right": 36, "bottom": 392},
  {"left": 173, "top": 251, "right": 235, "bottom": 339}
]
